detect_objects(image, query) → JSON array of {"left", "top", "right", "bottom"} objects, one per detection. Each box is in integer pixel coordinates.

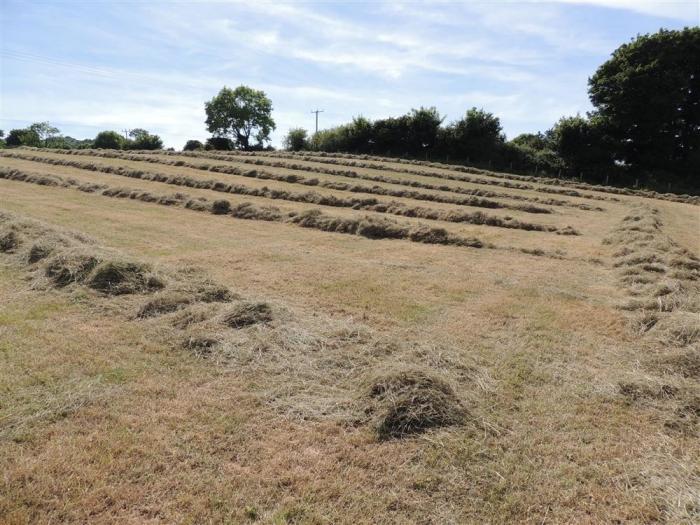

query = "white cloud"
[{"left": 548, "top": 0, "right": 699, "bottom": 22}]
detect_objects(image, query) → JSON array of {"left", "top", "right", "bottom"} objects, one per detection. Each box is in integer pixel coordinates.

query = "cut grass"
[
  {"left": 0, "top": 153, "right": 698, "bottom": 524},
  {"left": 0, "top": 152, "right": 585, "bottom": 234}
]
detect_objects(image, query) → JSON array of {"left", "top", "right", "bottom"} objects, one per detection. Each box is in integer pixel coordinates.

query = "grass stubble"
[{"left": 0, "top": 149, "right": 698, "bottom": 523}]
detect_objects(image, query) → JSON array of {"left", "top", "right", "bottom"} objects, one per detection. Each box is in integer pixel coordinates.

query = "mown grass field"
[{"left": 0, "top": 147, "right": 698, "bottom": 524}]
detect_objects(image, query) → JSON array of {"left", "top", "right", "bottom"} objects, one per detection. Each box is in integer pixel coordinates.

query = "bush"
[
  {"left": 130, "top": 132, "right": 163, "bottom": 150},
  {"left": 183, "top": 139, "right": 204, "bottom": 151},
  {"left": 94, "top": 131, "right": 125, "bottom": 149},
  {"left": 283, "top": 128, "right": 309, "bottom": 151},
  {"left": 205, "top": 137, "right": 234, "bottom": 150},
  {"left": 5, "top": 128, "right": 41, "bottom": 147}
]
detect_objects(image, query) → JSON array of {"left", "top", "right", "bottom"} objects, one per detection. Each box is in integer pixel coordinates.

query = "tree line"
[
  {"left": 0, "top": 125, "right": 163, "bottom": 151},
  {"left": 283, "top": 28, "right": 699, "bottom": 193},
  {"left": 2, "top": 28, "right": 696, "bottom": 193}
]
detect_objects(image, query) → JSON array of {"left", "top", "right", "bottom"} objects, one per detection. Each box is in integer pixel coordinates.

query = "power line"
[{"left": 311, "top": 109, "right": 324, "bottom": 134}]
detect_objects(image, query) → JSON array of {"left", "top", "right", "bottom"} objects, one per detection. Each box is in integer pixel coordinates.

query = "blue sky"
[{"left": 1, "top": 1, "right": 697, "bottom": 148}]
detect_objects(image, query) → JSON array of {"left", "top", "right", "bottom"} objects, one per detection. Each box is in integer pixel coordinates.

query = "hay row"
[
  {"left": 605, "top": 206, "right": 700, "bottom": 440},
  {"left": 2, "top": 152, "right": 580, "bottom": 235},
  {"left": 17, "top": 148, "right": 604, "bottom": 213},
  {"left": 9, "top": 148, "right": 572, "bottom": 214},
  {"left": 605, "top": 205, "right": 699, "bottom": 344},
  {"left": 190, "top": 149, "right": 619, "bottom": 203},
  {"left": 230, "top": 150, "right": 699, "bottom": 205},
  {"left": 0, "top": 165, "right": 498, "bottom": 250},
  {"left": 0, "top": 209, "right": 484, "bottom": 440},
  {"left": 146, "top": 149, "right": 606, "bottom": 213}
]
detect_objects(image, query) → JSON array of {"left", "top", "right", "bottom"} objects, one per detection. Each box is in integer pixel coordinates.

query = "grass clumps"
[
  {"left": 137, "top": 293, "right": 192, "bottom": 318},
  {"left": 27, "top": 242, "right": 54, "bottom": 263},
  {"left": 87, "top": 261, "right": 164, "bottom": 295},
  {"left": 44, "top": 250, "right": 101, "bottom": 287},
  {"left": 211, "top": 199, "right": 231, "bottom": 215},
  {"left": 193, "top": 281, "right": 237, "bottom": 303},
  {"left": 363, "top": 368, "right": 467, "bottom": 440},
  {"left": 181, "top": 332, "right": 222, "bottom": 357},
  {"left": 655, "top": 350, "right": 700, "bottom": 379},
  {"left": 0, "top": 229, "right": 20, "bottom": 252},
  {"left": 221, "top": 301, "right": 273, "bottom": 328}
]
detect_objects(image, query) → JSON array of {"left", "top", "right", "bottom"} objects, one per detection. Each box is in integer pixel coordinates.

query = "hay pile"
[{"left": 363, "top": 368, "right": 468, "bottom": 440}]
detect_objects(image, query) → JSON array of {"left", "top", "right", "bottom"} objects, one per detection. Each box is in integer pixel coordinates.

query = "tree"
[
  {"left": 444, "top": 108, "right": 504, "bottom": 162},
  {"left": 511, "top": 132, "right": 551, "bottom": 151},
  {"left": 588, "top": 28, "right": 700, "bottom": 176},
  {"left": 183, "top": 139, "right": 204, "bottom": 151},
  {"left": 94, "top": 131, "right": 125, "bottom": 149},
  {"left": 44, "top": 136, "right": 93, "bottom": 149},
  {"left": 5, "top": 128, "right": 41, "bottom": 147},
  {"left": 549, "top": 115, "right": 611, "bottom": 175},
  {"left": 205, "top": 137, "right": 234, "bottom": 150},
  {"left": 406, "top": 107, "right": 443, "bottom": 155},
  {"left": 128, "top": 128, "right": 149, "bottom": 140},
  {"left": 283, "top": 128, "right": 309, "bottom": 151},
  {"left": 127, "top": 129, "right": 163, "bottom": 150},
  {"left": 204, "top": 86, "right": 276, "bottom": 150},
  {"left": 28, "top": 122, "right": 60, "bottom": 145}
]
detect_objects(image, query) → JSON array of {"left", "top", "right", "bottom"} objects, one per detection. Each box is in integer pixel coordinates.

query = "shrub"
[
  {"left": 205, "top": 137, "right": 234, "bottom": 151},
  {"left": 130, "top": 132, "right": 163, "bottom": 150},
  {"left": 5, "top": 128, "right": 41, "bottom": 147},
  {"left": 183, "top": 139, "right": 204, "bottom": 151},
  {"left": 283, "top": 128, "right": 309, "bottom": 151},
  {"left": 94, "top": 131, "right": 125, "bottom": 149}
]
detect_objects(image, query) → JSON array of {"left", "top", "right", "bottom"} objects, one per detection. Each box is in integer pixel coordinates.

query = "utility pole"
[
  {"left": 122, "top": 129, "right": 131, "bottom": 140},
  {"left": 310, "top": 109, "right": 324, "bottom": 134}
]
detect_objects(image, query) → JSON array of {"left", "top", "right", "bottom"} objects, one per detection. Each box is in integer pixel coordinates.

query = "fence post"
[{"left": 605, "top": 174, "right": 609, "bottom": 186}]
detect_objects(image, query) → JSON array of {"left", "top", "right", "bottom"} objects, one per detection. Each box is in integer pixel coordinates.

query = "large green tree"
[
  {"left": 589, "top": 27, "right": 700, "bottom": 175},
  {"left": 204, "top": 86, "right": 275, "bottom": 150}
]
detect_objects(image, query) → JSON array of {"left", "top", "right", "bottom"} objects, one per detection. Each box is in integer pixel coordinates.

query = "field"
[{"left": 0, "top": 147, "right": 698, "bottom": 524}]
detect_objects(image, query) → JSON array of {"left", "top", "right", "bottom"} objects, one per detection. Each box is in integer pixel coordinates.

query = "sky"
[{"left": 0, "top": 1, "right": 698, "bottom": 149}]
